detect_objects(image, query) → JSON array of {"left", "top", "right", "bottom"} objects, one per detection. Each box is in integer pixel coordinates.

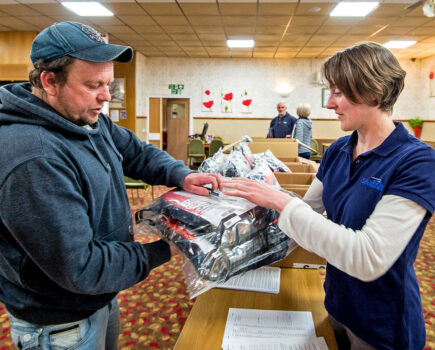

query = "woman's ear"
[{"left": 40, "top": 71, "right": 58, "bottom": 96}]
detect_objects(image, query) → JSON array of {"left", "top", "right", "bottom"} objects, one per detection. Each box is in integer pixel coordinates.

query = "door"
[
  {"left": 148, "top": 98, "right": 163, "bottom": 148},
  {"left": 166, "top": 99, "right": 189, "bottom": 164}
]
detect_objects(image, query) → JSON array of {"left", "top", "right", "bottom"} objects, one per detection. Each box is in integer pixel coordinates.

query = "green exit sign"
[{"left": 169, "top": 84, "right": 184, "bottom": 94}]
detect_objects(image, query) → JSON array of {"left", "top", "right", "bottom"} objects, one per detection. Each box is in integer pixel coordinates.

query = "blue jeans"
[
  {"left": 329, "top": 314, "right": 377, "bottom": 350},
  {"left": 8, "top": 298, "right": 120, "bottom": 350},
  {"left": 299, "top": 152, "right": 311, "bottom": 159}
]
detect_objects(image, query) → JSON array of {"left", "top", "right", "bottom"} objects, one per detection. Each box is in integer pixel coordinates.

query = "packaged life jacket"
[{"left": 135, "top": 190, "right": 292, "bottom": 282}]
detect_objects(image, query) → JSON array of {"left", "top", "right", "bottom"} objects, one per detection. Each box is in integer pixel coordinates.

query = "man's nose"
[{"left": 99, "top": 86, "right": 111, "bottom": 102}]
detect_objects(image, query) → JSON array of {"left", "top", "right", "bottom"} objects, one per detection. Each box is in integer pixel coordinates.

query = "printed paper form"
[
  {"left": 222, "top": 308, "right": 316, "bottom": 348},
  {"left": 216, "top": 267, "right": 281, "bottom": 294},
  {"left": 223, "top": 337, "right": 329, "bottom": 350}
]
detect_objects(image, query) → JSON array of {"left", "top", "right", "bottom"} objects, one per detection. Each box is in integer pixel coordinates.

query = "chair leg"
[{"left": 132, "top": 188, "right": 138, "bottom": 205}]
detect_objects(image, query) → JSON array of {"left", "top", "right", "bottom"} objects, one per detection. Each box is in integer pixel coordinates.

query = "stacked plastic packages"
[
  {"left": 135, "top": 143, "right": 297, "bottom": 298},
  {"left": 199, "top": 142, "right": 291, "bottom": 180}
]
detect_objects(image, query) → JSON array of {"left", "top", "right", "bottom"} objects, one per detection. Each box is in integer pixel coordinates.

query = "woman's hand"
[
  {"left": 222, "top": 178, "right": 292, "bottom": 212},
  {"left": 182, "top": 173, "right": 223, "bottom": 196}
]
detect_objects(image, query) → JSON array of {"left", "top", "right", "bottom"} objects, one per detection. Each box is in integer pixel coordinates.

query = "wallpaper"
[{"left": 136, "top": 53, "right": 435, "bottom": 121}]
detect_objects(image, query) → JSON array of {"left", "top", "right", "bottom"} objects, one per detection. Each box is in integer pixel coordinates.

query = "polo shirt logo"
[{"left": 361, "top": 177, "right": 384, "bottom": 191}]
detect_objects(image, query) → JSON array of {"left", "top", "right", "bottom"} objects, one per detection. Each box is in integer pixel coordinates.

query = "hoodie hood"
[
  {"left": 0, "top": 82, "right": 122, "bottom": 171},
  {"left": 298, "top": 117, "right": 312, "bottom": 130},
  {"left": 0, "top": 82, "right": 96, "bottom": 138}
]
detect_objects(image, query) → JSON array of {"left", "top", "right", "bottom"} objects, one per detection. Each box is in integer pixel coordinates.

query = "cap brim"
[{"left": 69, "top": 43, "right": 133, "bottom": 63}]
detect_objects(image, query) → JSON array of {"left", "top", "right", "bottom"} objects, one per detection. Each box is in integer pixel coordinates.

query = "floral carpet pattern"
[{"left": 0, "top": 186, "right": 434, "bottom": 349}]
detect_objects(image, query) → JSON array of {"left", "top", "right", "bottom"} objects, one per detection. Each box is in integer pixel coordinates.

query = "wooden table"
[{"left": 174, "top": 268, "right": 337, "bottom": 349}]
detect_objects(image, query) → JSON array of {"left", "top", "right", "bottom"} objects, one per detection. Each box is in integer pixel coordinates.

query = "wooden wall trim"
[
  {"left": 0, "top": 32, "right": 36, "bottom": 64},
  {"left": 194, "top": 116, "right": 271, "bottom": 120},
  {"left": 394, "top": 119, "right": 435, "bottom": 123},
  {"left": 194, "top": 116, "right": 435, "bottom": 123},
  {"left": 113, "top": 55, "right": 136, "bottom": 133},
  {"left": 0, "top": 64, "right": 32, "bottom": 81},
  {"left": 313, "top": 119, "right": 435, "bottom": 123}
]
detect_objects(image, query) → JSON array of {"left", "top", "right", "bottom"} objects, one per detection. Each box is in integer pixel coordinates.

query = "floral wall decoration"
[
  {"left": 201, "top": 87, "right": 215, "bottom": 112},
  {"left": 240, "top": 89, "right": 253, "bottom": 113},
  {"left": 221, "top": 90, "right": 233, "bottom": 113},
  {"left": 430, "top": 70, "right": 435, "bottom": 97}
]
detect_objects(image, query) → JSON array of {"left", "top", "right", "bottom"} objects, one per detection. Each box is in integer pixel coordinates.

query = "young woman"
[{"left": 223, "top": 42, "right": 435, "bottom": 349}]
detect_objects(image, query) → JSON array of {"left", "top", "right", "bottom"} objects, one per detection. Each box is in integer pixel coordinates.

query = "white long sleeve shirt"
[{"left": 278, "top": 178, "right": 426, "bottom": 281}]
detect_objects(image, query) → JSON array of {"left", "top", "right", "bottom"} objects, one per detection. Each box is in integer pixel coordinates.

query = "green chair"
[
  {"left": 208, "top": 139, "right": 224, "bottom": 157},
  {"left": 309, "top": 140, "right": 323, "bottom": 162},
  {"left": 188, "top": 139, "right": 206, "bottom": 168},
  {"left": 124, "top": 176, "right": 154, "bottom": 205}
]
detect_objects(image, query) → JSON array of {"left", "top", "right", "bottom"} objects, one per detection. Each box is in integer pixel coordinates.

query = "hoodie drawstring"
[{"left": 87, "top": 134, "right": 112, "bottom": 173}]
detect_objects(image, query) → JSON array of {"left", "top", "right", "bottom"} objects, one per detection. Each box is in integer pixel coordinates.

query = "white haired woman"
[{"left": 293, "top": 103, "right": 312, "bottom": 159}]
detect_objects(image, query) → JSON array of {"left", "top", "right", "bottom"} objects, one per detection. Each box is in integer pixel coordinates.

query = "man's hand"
[{"left": 182, "top": 173, "right": 223, "bottom": 196}]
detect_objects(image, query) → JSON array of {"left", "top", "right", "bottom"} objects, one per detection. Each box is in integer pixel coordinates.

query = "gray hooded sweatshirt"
[{"left": 0, "top": 82, "right": 191, "bottom": 324}]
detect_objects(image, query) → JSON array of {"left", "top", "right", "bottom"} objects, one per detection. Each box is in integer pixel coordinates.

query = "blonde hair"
[
  {"left": 296, "top": 103, "right": 311, "bottom": 118},
  {"left": 321, "top": 42, "right": 406, "bottom": 112}
]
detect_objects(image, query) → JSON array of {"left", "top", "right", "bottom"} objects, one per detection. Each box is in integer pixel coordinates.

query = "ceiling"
[{"left": 1, "top": 0, "right": 435, "bottom": 59}]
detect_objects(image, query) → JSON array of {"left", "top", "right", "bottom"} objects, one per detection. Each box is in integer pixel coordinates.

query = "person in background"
[
  {"left": 223, "top": 42, "right": 435, "bottom": 349},
  {"left": 292, "top": 103, "right": 313, "bottom": 159},
  {"left": 0, "top": 21, "right": 221, "bottom": 349},
  {"left": 267, "top": 102, "right": 297, "bottom": 138}
]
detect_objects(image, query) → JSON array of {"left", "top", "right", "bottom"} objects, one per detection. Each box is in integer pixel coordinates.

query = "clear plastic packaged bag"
[
  {"left": 246, "top": 159, "right": 280, "bottom": 188},
  {"left": 252, "top": 149, "right": 291, "bottom": 173},
  {"left": 198, "top": 139, "right": 290, "bottom": 175},
  {"left": 135, "top": 190, "right": 296, "bottom": 298},
  {"left": 198, "top": 148, "right": 226, "bottom": 174},
  {"left": 221, "top": 149, "right": 252, "bottom": 178},
  {"left": 235, "top": 142, "right": 255, "bottom": 169},
  {"left": 241, "top": 135, "right": 253, "bottom": 143}
]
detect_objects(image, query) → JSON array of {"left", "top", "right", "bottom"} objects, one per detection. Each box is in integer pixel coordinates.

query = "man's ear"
[{"left": 40, "top": 71, "right": 58, "bottom": 96}]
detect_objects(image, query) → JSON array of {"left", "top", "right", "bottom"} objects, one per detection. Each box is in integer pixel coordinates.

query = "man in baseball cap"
[
  {"left": 26, "top": 21, "right": 133, "bottom": 126},
  {"left": 0, "top": 21, "right": 222, "bottom": 349}
]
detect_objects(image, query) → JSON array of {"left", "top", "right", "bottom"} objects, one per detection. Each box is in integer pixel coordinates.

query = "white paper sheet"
[
  {"left": 223, "top": 336, "right": 329, "bottom": 350},
  {"left": 216, "top": 267, "right": 281, "bottom": 294},
  {"left": 222, "top": 308, "right": 316, "bottom": 348},
  {"left": 110, "top": 109, "right": 119, "bottom": 122}
]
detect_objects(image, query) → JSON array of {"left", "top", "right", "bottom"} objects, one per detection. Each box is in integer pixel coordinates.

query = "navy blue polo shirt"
[
  {"left": 269, "top": 113, "right": 296, "bottom": 138},
  {"left": 317, "top": 122, "right": 435, "bottom": 349}
]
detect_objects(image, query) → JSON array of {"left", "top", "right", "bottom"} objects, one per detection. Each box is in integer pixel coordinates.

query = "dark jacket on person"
[
  {"left": 0, "top": 82, "right": 192, "bottom": 324},
  {"left": 268, "top": 112, "right": 297, "bottom": 138}
]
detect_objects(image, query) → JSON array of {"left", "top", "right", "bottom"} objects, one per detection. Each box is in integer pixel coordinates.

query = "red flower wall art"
[
  {"left": 240, "top": 89, "right": 253, "bottom": 114},
  {"left": 221, "top": 90, "right": 233, "bottom": 113},
  {"left": 203, "top": 100, "right": 213, "bottom": 109},
  {"left": 430, "top": 69, "right": 435, "bottom": 97},
  {"left": 201, "top": 88, "right": 215, "bottom": 112}
]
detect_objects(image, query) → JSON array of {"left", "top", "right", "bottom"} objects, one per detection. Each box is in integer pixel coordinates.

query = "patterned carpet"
[{"left": 0, "top": 186, "right": 434, "bottom": 349}]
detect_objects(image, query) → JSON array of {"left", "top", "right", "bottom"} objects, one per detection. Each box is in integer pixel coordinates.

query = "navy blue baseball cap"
[{"left": 30, "top": 21, "right": 133, "bottom": 64}]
